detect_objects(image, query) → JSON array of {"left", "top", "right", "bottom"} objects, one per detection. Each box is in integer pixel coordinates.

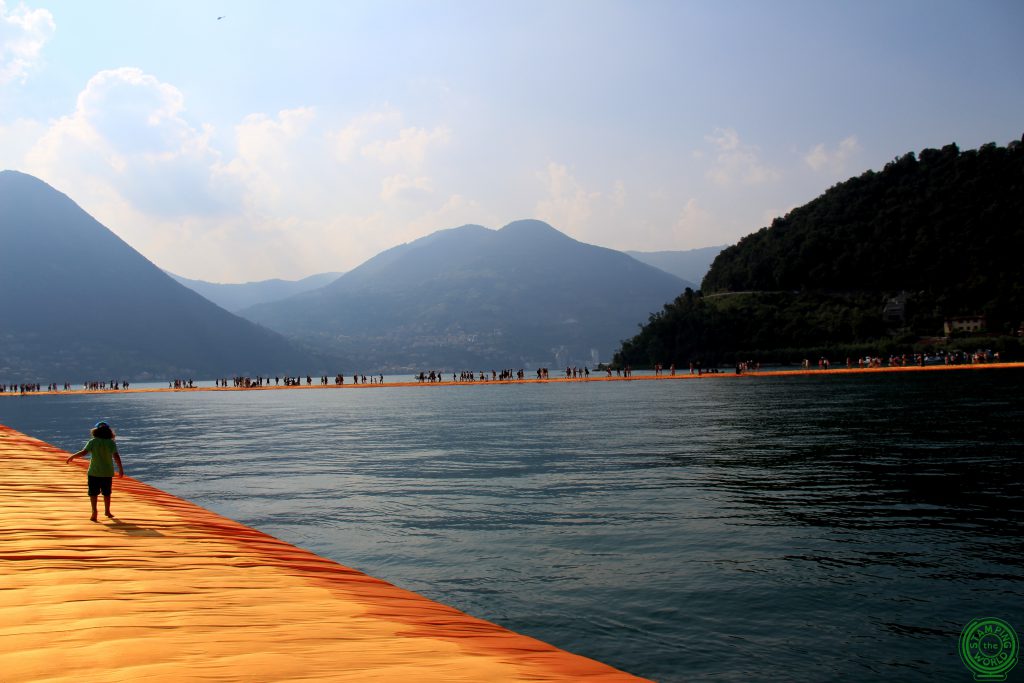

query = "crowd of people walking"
[
  {"left": 0, "top": 350, "right": 1013, "bottom": 396},
  {"left": 417, "top": 369, "right": 531, "bottom": 382},
  {"left": 2, "top": 380, "right": 129, "bottom": 393},
  {"left": 0, "top": 383, "right": 44, "bottom": 393}
]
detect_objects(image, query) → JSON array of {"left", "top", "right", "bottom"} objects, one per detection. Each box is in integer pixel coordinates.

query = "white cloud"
[
  {"left": 672, "top": 198, "right": 720, "bottom": 246},
  {"left": 804, "top": 135, "right": 860, "bottom": 172},
  {"left": 397, "top": 193, "right": 493, "bottom": 243},
  {"left": 439, "top": 193, "right": 474, "bottom": 214},
  {"left": 611, "top": 180, "right": 626, "bottom": 209},
  {"left": 0, "top": 0, "right": 54, "bottom": 85},
  {"left": 705, "top": 127, "right": 739, "bottom": 151},
  {"left": 235, "top": 108, "right": 315, "bottom": 161},
  {"left": 220, "top": 107, "right": 317, "bottom": 209},
  {"left": 380, "top": 173, "right": 433, "bottom": 201},
  {"left": 2, "top": 65, "right": 472, "bottom": 280},
  {"left": 360, "top": 125, "right": 450, "bottom": 166},
  {"left": 329, "top": 124, "right": 362, "bottom": 162},
  {"left": 704, "top": 127, "right": 780, "bottom": 186},
  {"left": 24, "top": 67, "right": 229, "bottom": 220},
  {"left": 534, "top": 162, "right": 599, "bottom": 234},
  {"left": 326, "top": 108, "right": 401, "bottom": 162},
  {"left": 209, "top": 109, "right": 463, "bottom": 276},
  {"left": 0, "top": 115, "right": 44, "bottom": 158},
  {"left": 676, "top": 198, "right": 711, "bottom": 231}
]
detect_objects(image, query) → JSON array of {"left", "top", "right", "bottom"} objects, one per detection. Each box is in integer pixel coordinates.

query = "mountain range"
[
  {"left": 241, "top": 220, "right": 687, "bottom": 370},
  {"left": 9, "top": 139, "right": 1018, "bottom": 379},
  {"left": 1, "top": 171, "right": 692, "bottom": 379},
  {"left": 0, "top": 171, "right": 316, "bottom": 382},
  {"left": 167, "top": 271, "right": 343, "bottom": 313},
  {"left": 169, "top": 248, "right": 718, "bottom": 320},
  {"left": 626, "top": 247, "right": 722, "bottom": 286}
]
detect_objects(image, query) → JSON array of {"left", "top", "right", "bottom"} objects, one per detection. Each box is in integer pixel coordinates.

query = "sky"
[{"left": 1, "top": 0, "right": 1022, "bottom": 282}]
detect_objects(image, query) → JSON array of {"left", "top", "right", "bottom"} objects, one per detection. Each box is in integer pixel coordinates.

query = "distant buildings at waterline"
[
  {"left": 944, "top": 315, "right": 987, "bottom": 336},
  {"left": 882, "top": 293, "right": 908, "bottom": 326},
  {"left": 882, "top": 293, "right": 1000, "bottom": 338}
]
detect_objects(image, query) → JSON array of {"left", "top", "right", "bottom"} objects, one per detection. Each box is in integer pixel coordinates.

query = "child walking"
[{"left": 66, "top": 421, "right": 125, "bottom": 522}]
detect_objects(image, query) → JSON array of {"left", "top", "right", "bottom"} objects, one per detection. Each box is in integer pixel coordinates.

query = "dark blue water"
[{"left": 3, "top": 370, "right": 1023, "bottom": 682}]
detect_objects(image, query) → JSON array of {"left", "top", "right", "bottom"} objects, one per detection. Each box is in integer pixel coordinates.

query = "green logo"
[{"left": 960, "top": 618, "right": 1019, "bottom": 681}]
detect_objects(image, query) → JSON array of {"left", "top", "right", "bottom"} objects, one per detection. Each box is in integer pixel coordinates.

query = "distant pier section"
[{"left": 3, "top": 361, "right": 1024, "bottom": 396}]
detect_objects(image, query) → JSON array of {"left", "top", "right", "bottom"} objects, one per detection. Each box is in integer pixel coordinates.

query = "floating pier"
[
  {"left": 4, "top": 361, "right": 1024, "bottom": 397},
  {"left": 0, "top": 425, "right": 647, "bottom": 682}
]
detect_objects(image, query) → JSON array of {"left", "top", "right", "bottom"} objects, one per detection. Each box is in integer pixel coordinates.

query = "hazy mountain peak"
[
  {"left": 1, "top": 169, "right": 132, "bottom": 254},
  {"left": 500, "top": 218, "right": 555, "bottom": 231},
  {"left": 408, "top": 223, "right": 491, "bottom": 248},
  {"left": 499, "top": 219, "right": 566, "bottom": 238},
  {"left": 626, "top": 246, "right": 725, "bottom": 286},
  {"left": 168, "top": 271, "right": 344, "bottom": 313},
  {"left": 0, "top": 171, "right": 73, "bottom": 208},
  {"left": 2, "top": 170, "right": 75, "bottom": 209},
  {"left": 1, "top": 169, "right": 41, "bottom": 182}
]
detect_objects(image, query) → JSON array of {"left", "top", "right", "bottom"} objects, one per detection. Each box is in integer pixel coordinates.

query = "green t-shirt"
[{"left": 83, "top": 437, "right": 118, "bottom": 477}]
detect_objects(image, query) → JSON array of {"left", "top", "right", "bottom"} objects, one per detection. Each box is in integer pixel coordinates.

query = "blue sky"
[{"left": 1, "top": 0, "right": 1022, "bottom": 281}]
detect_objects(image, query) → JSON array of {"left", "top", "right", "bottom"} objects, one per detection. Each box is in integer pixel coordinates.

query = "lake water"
[{"left": 2, "top": 370, "right": 1023, "bottom": 682}]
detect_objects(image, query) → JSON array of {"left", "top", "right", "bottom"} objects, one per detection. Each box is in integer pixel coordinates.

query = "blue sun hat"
[{"left": 94, "top": 420, "right": 109, "bottom": 429}]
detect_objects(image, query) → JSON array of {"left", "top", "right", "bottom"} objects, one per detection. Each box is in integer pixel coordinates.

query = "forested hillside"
[{"left": 615, "top": 138, "right": 1024, "bottom": 367}]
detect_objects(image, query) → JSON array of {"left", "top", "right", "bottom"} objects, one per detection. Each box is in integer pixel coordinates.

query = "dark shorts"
[{"left": 88, "top": 476, "right": 113, "bottom": 497}]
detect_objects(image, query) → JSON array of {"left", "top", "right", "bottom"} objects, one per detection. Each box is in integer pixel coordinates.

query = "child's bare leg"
[
  {"left": 104, "top": 495, "right": 114, "bottom": 517},
  {"left": 89, "top": 496, "right": 98, "bottom": 522}
]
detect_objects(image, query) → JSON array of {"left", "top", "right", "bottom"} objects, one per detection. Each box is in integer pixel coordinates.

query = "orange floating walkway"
[
  {"left": 0, "top": 425, "right": 647, "bottom": 682},
  {"left": 4, "top": 361, "right": 1024, "bottom": 397}
]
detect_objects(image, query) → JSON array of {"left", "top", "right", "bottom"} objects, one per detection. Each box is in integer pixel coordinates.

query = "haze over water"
[{"left": 3, "top": 369, "right": 1023, "bottom": 681}]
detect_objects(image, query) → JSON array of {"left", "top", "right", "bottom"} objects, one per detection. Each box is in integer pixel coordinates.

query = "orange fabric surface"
[{"left": 0, "top": 426, "right": 648, "bottom": 682}]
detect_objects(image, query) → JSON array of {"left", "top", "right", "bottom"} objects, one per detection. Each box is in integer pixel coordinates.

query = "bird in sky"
[{"left": 217, "top": 15, "right": 226, "bottom": 20}]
